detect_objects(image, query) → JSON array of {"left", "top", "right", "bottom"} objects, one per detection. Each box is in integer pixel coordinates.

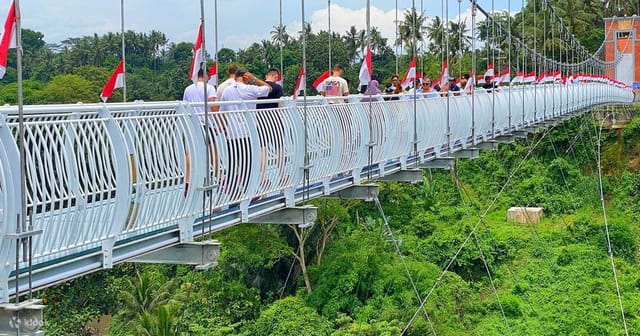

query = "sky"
[{"left": 13, "top": 0, "right": 514, "bottom": 53}]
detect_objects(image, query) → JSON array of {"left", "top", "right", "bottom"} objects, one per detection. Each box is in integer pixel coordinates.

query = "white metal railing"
[{"left": 0, "top": 82, "right": 633, "bottom": 301}]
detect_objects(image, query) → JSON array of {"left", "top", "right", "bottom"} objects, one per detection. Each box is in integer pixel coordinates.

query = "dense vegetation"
[{"left": 41, "top": 109, "right": 640, "bottom": 335}]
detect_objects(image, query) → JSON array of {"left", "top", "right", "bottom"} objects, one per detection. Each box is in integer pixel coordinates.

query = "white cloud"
[{"left": 306, "top": 4, "right": 399, "bottom": 45}]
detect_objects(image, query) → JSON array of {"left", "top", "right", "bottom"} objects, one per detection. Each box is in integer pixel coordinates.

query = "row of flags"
[{"left": 0, "top": 0, "right": 632, "bottom": 103}]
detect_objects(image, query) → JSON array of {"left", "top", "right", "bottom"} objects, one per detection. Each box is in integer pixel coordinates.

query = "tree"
[
  {"left": 217, "top": 48, "right": 237, "bottom": 63},
  {"left": 119, "top": 271, "right": 174, "bottom": 321},
  {"left": 246, "top": 296, "right": 332, "bottom": 336},
  {"left": 343, "top": 26, "right": 360, "bottom": 63},
  {"left": 270, "top": 24, "right": 290, "bottom": 48},
  {"left": 135, "top": 302, "right": 181, "bottom": 336},
  {"left": 37, "top": 74, "right": 99, "bottom": 103},
  {"left": 396, "top": 8, "right": 426, "bottom": 56},
  {"left": 425, "top": 16, "right": 445, "bottom": 56}
]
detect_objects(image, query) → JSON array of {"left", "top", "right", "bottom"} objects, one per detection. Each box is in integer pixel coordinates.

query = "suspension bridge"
[{"left": 0, "top": 0, "right": 638, "bottom": 334}]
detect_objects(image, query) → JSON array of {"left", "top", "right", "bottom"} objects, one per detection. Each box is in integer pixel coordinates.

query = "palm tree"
[
  {"left": 448, "top": 19, "right": 471, "bottom": 57},
  {"left": 135, "top": 303, "right": 181, "bottom": 336},
  {"left": 425, "top": 16, "right": 445, "bottom": 56},
  {"left": 396, "top": 8, "right": 426, "bottom": 56},
  {"left": 369, "top": 27, "right": 389, "bottom": 54},
  {"left": 270, "top": 24, "right": 290, "bottom": 48},
  {"left": 119, "top": 271, "right": 174, "bottom": 320},
  {"left": 343, "top": 26, "right": 360, "bottom": 63}
]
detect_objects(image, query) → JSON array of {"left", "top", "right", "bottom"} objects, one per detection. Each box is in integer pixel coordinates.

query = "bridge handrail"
[{"left": 0, "top": 82, "right": 633, "bottom": 301}]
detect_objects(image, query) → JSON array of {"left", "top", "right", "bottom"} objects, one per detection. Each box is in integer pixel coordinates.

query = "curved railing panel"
[
  {"left": 2, "top": 106, "right": 130, "bottom": 264},
  {"left": 110, "top": 103, "right": 198, "bottom": 237},
  {"left": 0, "top": 83, "right": 633, "bottom": 298}
]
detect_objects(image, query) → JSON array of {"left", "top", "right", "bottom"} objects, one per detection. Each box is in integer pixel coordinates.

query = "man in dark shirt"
[
  {"left": 256, "top": 68, "right": 284, "bottom": 109},
  {"left": 256, "top": 68, "right": 285, "bottom": 191},
  {"left": 448, "top": 77, "right": 461, "bottom": 95},
  {"left": 482, "top": 76, "right": 496, "bottom": 91}
]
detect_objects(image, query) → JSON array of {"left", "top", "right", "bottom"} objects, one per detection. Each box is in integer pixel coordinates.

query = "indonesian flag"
[
  {"left": 293, "top": 66, "right": 305, "bottom": 99},
  {"left": 0, "top": 0, "right": 16, "bottom": 79},
  {"left": 416, "top": 72, "right": 423, "bottom": 80},
  {"left": 189, "top": 23, "right": 204, "bottom": 83},
  {"left": 477, "top": 75, "right": 486, "bottom": 85},
  {"left": 358, "top": 46, "right": 373, "bottom": 88},
  {"left": 511, "top": 70, "right": 525, "bottom": 84},
  {"left": 495, "top": 69, "right": 510, "bottom": 85},
  {"left": 100, "top": 59, "right": 125, "bottom": 102},
  {"left": 400, "top": 57, "right": 417, "bottom": 88},
  {"left": 464, "top": 71, "right": 475, "bottom": 94},
  {"left": 208, "top": 63, "right": 217, "bottom": 86},
  {"left": 483, "top": 63, "right": 495, "bottom": 80},
  {"left": 524, "top": 71, "right": 536, "bottom": 83},
  {"left": 551, "top": 70, "right": 562, "bottom": 82},
  {"left": 432, "top": 59, "right": 449, "bottom": 87},
  {"left": 313, "top": 69, "right": 330, "bottom": 92}
]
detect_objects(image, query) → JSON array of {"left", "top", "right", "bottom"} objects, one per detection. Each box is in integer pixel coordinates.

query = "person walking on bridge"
[
  {"left": 220, "top": 68, "right": 272, "bottom": 200},
  {"left": 216, "top": 64, "right": 238, "bottom": 101},
  {"left": 319, "top": 63, "right": 349, "bottom": 104},
  {"left": 182, "top": 68, "right": 218, "bottom": 196}
]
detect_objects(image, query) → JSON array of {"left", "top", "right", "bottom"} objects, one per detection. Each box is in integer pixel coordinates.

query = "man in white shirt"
[
  {"left": 182, "top": 68, "right": 218, "bottom": 197},
  {"left": 219, "top": 68, "right": 272, "bottom": 200},
  {"left": 319, "top": 63, "right": 349, "bottom": 103},
  {"left": 183, "top": 68, "right": 218, "bottom": 112},
  {"left": 216, "top": 64, "right": 238, "bottom": 101}
]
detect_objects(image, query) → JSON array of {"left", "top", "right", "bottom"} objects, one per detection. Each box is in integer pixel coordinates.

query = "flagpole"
[
  {"left": 279, "top": 0, "right": 283, "bottom": 86},
  {"left": 328, "top": 0, "right": 331, "bottom": 71},
  {"left": 302, "top": 0, "right": 310, "bottom": 208},
  {"left": 14, "top": 0, "right": 26, "bottom": 304},
  {"left": 395, "top": 0, "right": 398, "bottom": 74},
  {"left": 214, "top": 0, "right": 219, "bottom": 85},
  {"left": 121, "top": 0, "right": 126, "bottom": 102},
  {"left": 199, "top": 0, "right": 212, "bottom": 237}
]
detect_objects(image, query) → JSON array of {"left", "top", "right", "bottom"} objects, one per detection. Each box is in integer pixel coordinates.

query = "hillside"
[{"left": 40, "top": 109, "right": 640, "bottom": 335}]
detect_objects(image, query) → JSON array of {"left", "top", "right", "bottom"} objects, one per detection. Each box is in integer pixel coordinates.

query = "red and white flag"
[
  {"left": 293, "top": 66, "right": 305, "bottom": 99},
  {"left": 400, "top": 57, "right": 417, "bottom": 88},
  {"left": 495, "top": 68, "right": 510, "bottom": 85},
  {"left": 483, "top": 63, "right": 495, "bottom": 81},
  {"left": 358, "top": 46, "right": 373, "bottom": 88},
  {"left": 0, "top": 0, "right": 16, "bottom": 79},
  {"left": 432, "top": 59, "right": 449, "bottom": 87},
  {"left": 313, "top": 69, "right": 330, "bottom": 92},
  {"left": 524, "top": 71, "right": 536, "bottom": 83},
  {"left": 208, "top": 63, "right": 217, "bottom": 86},
  {"left": 464, "top": 71, "right": 475, "bottom": 94},
  {"left": 551, "top": 70, "right": 562, "bottom": 82},
  {"left": 100, "top": 59, "right": 125, "bottom": 102},
  {"left": 477, "top": 75, "right": 486, "bottom": 85},
  {"left": 188, "top": 23, "right": 204, "bottom": 83},
  {"left": 511, "top": 70, "right": 525, "bottom": 84}
]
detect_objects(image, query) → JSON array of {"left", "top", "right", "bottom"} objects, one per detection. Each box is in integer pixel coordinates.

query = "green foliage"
[{"left": 245, "top": 296, "right": 332, "bottom": 336}]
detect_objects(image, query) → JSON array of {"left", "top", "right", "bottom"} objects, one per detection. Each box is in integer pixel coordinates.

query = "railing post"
[
  {"left": 98, "top": 105, "right": 131, "bottom": 268},
  {"left": 282, "top": 99, "right": 306, "bottom": 207},
  {"left": 0, "top": 112, "right": 18, "bottom": 303},
  {"left": 178, "top": 102, "right": 207, "bottom": 242}
]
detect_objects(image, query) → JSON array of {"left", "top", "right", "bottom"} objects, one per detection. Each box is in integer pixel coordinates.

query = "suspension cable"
[
  {"left": 373, "top": 197, "right": 437, "bottom": 336},
  {"left": 450, "top": 170, "right": 512, "bottom": 335},
  {"left": 594, "top": 115, "right": 630, "bottom": 336},
  {"left": 401, "top": 126, "right": 555, "bottom": 334}
]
